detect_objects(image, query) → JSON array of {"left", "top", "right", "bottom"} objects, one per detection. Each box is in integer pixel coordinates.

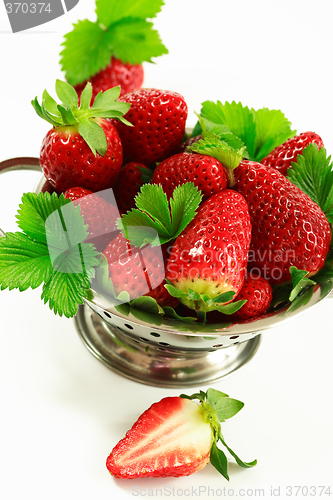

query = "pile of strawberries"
[{"left": 36, "top": 83, "right": 331, "bottom": 323}]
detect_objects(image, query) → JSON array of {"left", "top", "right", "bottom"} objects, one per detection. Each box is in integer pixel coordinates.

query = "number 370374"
[{"left": 5, "top": 3, "right": 52, "bottom": 14}]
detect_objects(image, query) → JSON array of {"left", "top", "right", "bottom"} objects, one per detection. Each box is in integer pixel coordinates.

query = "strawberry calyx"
[
  {"left": 180, "top": 388, "right": 257, "bottom": 480},
  {"left": 164, "top": 281, "right": 246, "bottom": 322},
  {"left": 32, "top": 79, "right": 132, "bottom": 156},
  {"left": 117, "top": 182, "right": 203, "bottom": 247},
  {"left": 188, "top": 132, "right": 246, "bottom": 187}
]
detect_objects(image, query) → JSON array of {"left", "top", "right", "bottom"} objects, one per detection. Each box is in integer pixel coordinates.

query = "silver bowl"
[{"left": 1, "top": 157, "right": 332, "bottom": 387}]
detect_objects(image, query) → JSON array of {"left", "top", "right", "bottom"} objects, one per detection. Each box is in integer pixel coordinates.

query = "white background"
[{"left": 0, "top": 1, "right": 333, "bottom": 499}]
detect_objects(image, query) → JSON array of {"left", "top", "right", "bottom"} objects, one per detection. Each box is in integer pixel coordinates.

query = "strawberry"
[
  {"left": 151, "top": 152, "right": 228, "bottom": 200},
  {"left": 103, "top": 233, "right": 177, "bottom": 307},
  {"left": 165, "top": 190, "right": 252, "bottom": 318},
  {"left": 176, "top": 134, "right": 203, "bottom": 154},
  {"left": 113, "top": 162, "right": 153, "bottom": 214},
  {"left": 233, "top": 160, "right": 331, "bottom": 284},
  {"left": 74, "top": 57, "right": 144, "bottom": 104},
  {"left": 106, "top": 389, "right": 256, "bottom": 479},
  {"left": 111, "top": 88, "right": 188, "bottom": 164},
  {"left": 64, "top": 187, "right": 120, "bottom": 252},
  {"left": 32, "top": 80, "right": 132, "bottom": 194},
  {"left": 261, "top": 132, "right": 324, "bottom": 176},
  {"left": 230, "top": 273, "right": 273, "bottom": 321}
]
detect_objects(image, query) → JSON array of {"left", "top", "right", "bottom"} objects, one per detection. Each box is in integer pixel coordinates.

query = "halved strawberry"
[{"left": 106, "top": 389, "right": 256, "bottom": 479}]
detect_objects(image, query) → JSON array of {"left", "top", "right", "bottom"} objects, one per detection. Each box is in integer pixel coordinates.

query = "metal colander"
[{"left": 1, "top": 157, "right": 332, "bottom": 387}]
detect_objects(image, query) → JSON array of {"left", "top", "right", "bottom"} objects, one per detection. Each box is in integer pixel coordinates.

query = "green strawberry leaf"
[
  {"left": 212, "top": 291, "right": 236, "bottom": 303},
  {"left": 162, "top": 306, "right": 197, "bottom": 323},
  {"left": 61, "top": 1, "right": 167, "bottom": 86},
  {"left": 180, "top": 390, "right": 207, "bottom": 402},
  {"left": 60, "top": 20, "right": 113, "bottom": 87},
  {"left": 219, "top": 436, "right": 257, "bottom": 469},
  {"left": 55, "top": 79, "right": 79, "bottom": 110},
  {"left": 287, "top": 144, "right": 333, "bottom": 224},
  {"left": 105, "top": 18, "right": 168, "bottom": 66},
  {"left": 200, "top": 100, "right": 257, "bottom": 159},
  {"left": 188, "top": 133, "right": 246, "bottom": 171},
  {"left": 78, "top": 118, "right": 108, "bottom": 156},
  {"left": 210, "top": 443, "right": 229, "bottom": 481},
  {"left": 197, "top": 114, "right": 248, "bottom": 154},
  {"left": 206, "top": 388, "right": 229, "bottom": 401},
  {"left": 252, "top": 107, "right": 296, "bottom": 162},
  {"left": 41, "top": 270, "right": 92, "bottom": 318},
  {"left": 209, "top": 397, "right": 244, "bottom": 422},
  {"left": 57, "top": 105, "right": 78, "bottom": 126},
  {"left": 0, "top": 192, "right": 101, "bottom": 318},
  {"left": 42, "top": 90, "right": 62, "bottom": 118},
  {"left": 118, "top": 183, "right": 202, "bottom": 247},
  {"left": 287, "top": 286, "right": 314, "bottom": 313},
  {"left": 0, "top": 232, "right": 52, "bottom": 291},
  {"left": 16, "top": 192, "right": 71, "bottom": 245},
  {"left": 32, "top": 79, "right": 131, "bottom": 157},
  {"left": 96, "top": 0, "right": 164, "bottom": 26},
  {"left": 215, "top": 299, "right": 247, "bottom": 315},
  {"left": 137, "top": 166, "right": 153, "bottom": 185},
  {"left": 80, "top": 82, "right": 93, "bottom": 110},
  {"left": 129, "top": 296, "right": 165, "bottom": 316},
  {"left": 198, "top": 100, "right": 296, "bottom": 163},
  {"left": 191, "top": 120, "right": 202, "bottom": 137},
  {"left": 289, "top": 266, "right": 316, "bottom": 302}
]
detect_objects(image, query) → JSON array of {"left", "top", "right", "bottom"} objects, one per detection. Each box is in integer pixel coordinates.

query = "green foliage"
[
  {"left": 61, "top": 0, "right": 168, "bottom": 85},
  {"left": 0, "top": 192, "right": 101, "bottom": 318}
]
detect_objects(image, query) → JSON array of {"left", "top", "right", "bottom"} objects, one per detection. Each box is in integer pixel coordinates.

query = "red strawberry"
[
  {"left": 233, "top": 160, "right": 331, "bottom": 284},
  {"left": 111, "top": 88, "right": 188, "bottom": 164},
  {"left": 166, "top": 190, "right": 252, "bottom": 314},
  {"left": 40, "top": 119, "right": 123, "bottom": 194},
  {"left": 176, "top": 134, "right": 203, "bottom": 154},
  {"left": 33, "top": 81, "right": 131, "bottom": 194},
  {"left": 151, "top": 152, "right": 228, "bottom": 200},
  {"left": 113, "top": 162, "right": 153, "bottom": 214},
  {"left": 64, "top": 187, "right": 120, "bottom": 252},
  {"left": 74, "top": 57, "right": 144, "bottom": 104},
  {"left": 261, "top": 132, "right": 324, "bottom": 176},
  {"left": 230, "top": 273, "right": 273, "bottom": 321},
  {"left": 106, "top": 390, "right": 256, "bottom": 479},
  {"left": 103, "top": 233, "right": 177, "bottom": 307}
]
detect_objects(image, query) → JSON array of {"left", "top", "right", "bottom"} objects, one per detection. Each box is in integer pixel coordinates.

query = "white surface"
[{"left": 1, "top": 1, "right": 333, "bottom": 499}]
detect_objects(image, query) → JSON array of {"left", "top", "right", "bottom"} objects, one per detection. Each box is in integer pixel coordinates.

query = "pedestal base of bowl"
[{"left": 74, "top": 304, "right": 261, "bottom": 387}]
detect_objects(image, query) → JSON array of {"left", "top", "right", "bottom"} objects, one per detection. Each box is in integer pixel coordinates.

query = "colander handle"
[{"left": 0, "top": 157, "right": 41, "bottom": 238}]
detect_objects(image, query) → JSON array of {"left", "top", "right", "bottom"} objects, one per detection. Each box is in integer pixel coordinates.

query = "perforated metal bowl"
[{"left": 1, "top": 157, "right": 332, "bottom": 387}]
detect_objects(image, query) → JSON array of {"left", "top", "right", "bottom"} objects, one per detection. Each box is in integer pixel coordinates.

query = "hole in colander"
[
  {"left": 213, "top": 344, "right": 224, "bottom": 348},
  {"left": 158, "top": 342, "right": 170, "bottom": 347},
  {"left": 150, "top": 332, "right": 161, "bottom": 337},
  {"left": 229, "top": 335, "right": 239, "bottom": 340},
  {"left": 139, "top": 337, "right": 149, "bottom": 343},
  {"left": 124, "top": 324, "right": 134, "bottom": 330},
  {"left": 104, "top": 311, "right": 112, "bottom": 318}
]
